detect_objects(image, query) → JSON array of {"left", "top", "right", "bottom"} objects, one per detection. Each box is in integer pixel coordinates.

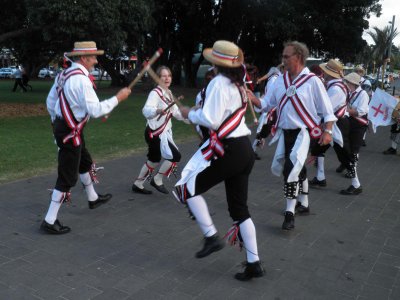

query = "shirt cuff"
[
  {"left": 323, "top": 114, "right": 337, "bottom": 123},
  {"left": 109, "top": 96, "right": 119, "bottom": 108},
  {"left": 188, "top": 109, "right": 198, "bottom": 124}
]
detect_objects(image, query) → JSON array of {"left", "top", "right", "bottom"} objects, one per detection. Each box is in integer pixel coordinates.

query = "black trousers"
[
  {"left": 310, "top": 117, "right": 353, "bottom": 169},
  {"left": 144, "top": 126, "right": 181, "bottom": 163},
  {"left": 193, "top": 136, "right": 255, "bottom": 222},
  {"left": 349, "top": 118, "right": 368, "bottom": 155},
  {"left": 13, "top": 78, "right": 27, "bottom": 92},
  {"left": 283, "top": 129, "right": 307, "bottom": 182},
  {"left": 53, "top": 118, "right": 93, "bottom": 192}
]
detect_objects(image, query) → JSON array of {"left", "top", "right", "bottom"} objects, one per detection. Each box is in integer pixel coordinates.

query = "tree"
[{"left": 1, "top": 0, "right": 154, "bottom": 85}]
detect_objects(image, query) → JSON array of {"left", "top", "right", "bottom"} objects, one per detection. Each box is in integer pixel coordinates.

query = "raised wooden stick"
[
  {"left": 128, "top": 48, "right": 163, "bottom": 89},
  {"left": 102, "top": 48, "right": 163, "bottom": 122}
]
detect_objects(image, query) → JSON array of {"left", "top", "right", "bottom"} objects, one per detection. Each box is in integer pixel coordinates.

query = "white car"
[
  {"left": 38, "top": 68, "right": 55, "bottom": 78},
  {"left": 0, "top": 68, "right": 13, "bottom": 78},
  {"left": 90, "top": 68, "right": 109, "bottom": 80}
]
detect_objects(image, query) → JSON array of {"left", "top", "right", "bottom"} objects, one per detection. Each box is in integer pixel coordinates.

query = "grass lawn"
[{"left": 0, "top": 79, "right": 197, "bottom": 183}]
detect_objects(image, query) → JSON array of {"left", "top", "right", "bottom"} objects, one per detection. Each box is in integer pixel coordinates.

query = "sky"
[{"left": 362, "top": 0, "right": 400, "bottom": 46}]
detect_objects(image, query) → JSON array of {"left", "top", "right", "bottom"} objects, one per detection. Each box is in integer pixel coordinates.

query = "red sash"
[
  {"left": 349, "top": 90, "right": 369, "bottom": 126},
  {"left": 201, "top": 86, "right": 247, "bottom": 161},
  {"left": 272, "top": 72, "right": 321, "bottom": 138},
  {"left": 327, "top": 81, "right": 349, "bottom": 118},
  {"left": 56, "top": 68, "right": 90, "bottom": 147},
  {"left": 148, "top": 87, "right": 174, "bottom": 138}
]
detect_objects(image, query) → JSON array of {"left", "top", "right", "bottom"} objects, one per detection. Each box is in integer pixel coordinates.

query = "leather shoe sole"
[
  {"left": 88, "top": 193, "right": 112, "bottom": 209},
  {"left": 41, "top": 220, "right": 71, "bottom": 234},
  {"left": 340, "top": 186, "right": 362, "bottom": 195},
  {"left": 150, "top": 179, "right": 169, "bottom": 194},
  {"left": 132, "top": 184, "right": 152, "bottom": 194}
]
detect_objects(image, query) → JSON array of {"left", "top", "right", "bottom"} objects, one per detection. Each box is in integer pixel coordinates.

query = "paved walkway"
[{"left": 0, "top": 127, "right": 399, "bottom": 300}]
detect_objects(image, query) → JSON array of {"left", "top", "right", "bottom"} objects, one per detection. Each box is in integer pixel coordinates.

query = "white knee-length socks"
[
  {"left": 239, "top": 218, "right": 260, "bottom": 263},
  {"left": 44, "top": 189, "right": 64, "bottom": 224},
  {"left": 187, "top": 195, "right": 217, "bottom": 237},
  {"left": 80, "top": 172, "right": 98, "bottom": 201}
]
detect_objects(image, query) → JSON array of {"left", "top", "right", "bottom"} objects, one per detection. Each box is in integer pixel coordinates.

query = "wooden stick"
[
  {"left": 128, "top": 48, "right": 163, "bottom": 89},
  {"left": 102, "top": 48, "right": 163, "bottom": 122},
  {"left": 244, "top": 85, "right": 258, "bottom": 125}
]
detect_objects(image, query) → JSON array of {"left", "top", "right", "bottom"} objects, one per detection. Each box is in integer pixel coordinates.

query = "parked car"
[
  {"left": 90, "top": 68, "right": 109, "bottom": 80},
  {"left": 38, "top": 68, "right": 55, "bottom": 78},
  {"left": 0, "top": 68, "right": 13, "bottom": 78}
]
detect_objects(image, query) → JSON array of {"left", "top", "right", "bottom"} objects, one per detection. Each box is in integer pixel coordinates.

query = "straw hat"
[
  {"left": 354, "top": 65, "right": 365, "bottom": 75},
  {"left": 343, "top": 72, "right": 361, "bottom": 86},
  {"left": 319, "top": 59, "right": 343, "bottom": 79},
  {"left": 203, "top": 40, "right": 244, "bottom": 68},
  {"left": 65, "top": 41, "right": 104, "bottom": 57}
]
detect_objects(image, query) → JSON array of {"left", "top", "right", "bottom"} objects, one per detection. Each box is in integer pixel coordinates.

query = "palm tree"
[{"left": 368, "top": 26, "right": 398, "bottom": 62}]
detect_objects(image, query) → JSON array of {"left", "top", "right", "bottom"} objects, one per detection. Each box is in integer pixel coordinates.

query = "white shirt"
[
  {"left": 142, "top": 86, "right": 185, "bottom": 130},
  {"left": 326, "top": 79, "right": 348, "bottom": 114},
  {"left": 261, "top": 67, "right": 336, "bottom": 130},
  {"left": 46, "top": 63, "right": 118, "bottom": 122},
  {"left": 349, "top": 86, "right": 369, "bottom": 117},
  {"left": 188, "top": 74, "right": 251, "bottom": 138},
  {"left": 264, "top": 74, "right": 279, "bottom": 95}
]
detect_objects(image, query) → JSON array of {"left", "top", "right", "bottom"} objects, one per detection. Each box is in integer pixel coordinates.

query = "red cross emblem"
[{"left": 371, "top": 103, "right": 385, "bottom": 117}]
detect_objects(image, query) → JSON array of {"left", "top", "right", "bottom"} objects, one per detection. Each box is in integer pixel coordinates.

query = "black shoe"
[
  {"left": 362, "top": 140, "right": 366, "bottom": 147},
  {"left": 309, "top": 177, "right": 327, "bottom": 187},
  {"left": 282, "top": 211, "right": 295, "bottom": 230},
  {"left": 383, "top": 147, "right": 397, "bottom": 155},
  {"left": 41, "top": 219, "right": 71, "bottom": 234},
  {"left": 336, "top": 164, "right": 346, "bottom": 173},
  {"left": 195, "top": 234, "right": 225, "bottom": 258},
  {"left": 254, "top": 152, "right": 261, "bottom": 160},
  {"left": 235, "top": 261, "right": 265, "bottom": 281},
  {"left": 295, "top": 202, "right": 310, "bottom": 215},
  {"left": 88, "top": 193, "right": 112, "bottom": 209},
  {"left": 150, "top": 178, "right": 169, "bottom": 194},
  {"left": 340, "top": 185, "right": 362, "bottom": 195},
  {"left": 132, "top": 184, "right": 152, "bottom": 194}
]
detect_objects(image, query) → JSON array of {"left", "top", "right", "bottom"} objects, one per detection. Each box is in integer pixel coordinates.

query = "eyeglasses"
[{"left": 282, "top": 53, "right": 296, "bottom": 60}]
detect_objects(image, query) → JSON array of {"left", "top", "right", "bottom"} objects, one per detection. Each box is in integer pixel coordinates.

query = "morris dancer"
[
  {"left": 340, "top": 72, "right": 369, "bottom": 195},
  {"left": 252, "top": 66, "right": 281, "bottom": 159},
  {"left": 42, "top": 41, "right": 131, "bottom": 234},
  {"left": 309, "top": 59, "right": 348, "bottom": 187},
  {"left": 176, "top": 40, "right": 264, "bottom": 281},
  {"left": 132, "top": 66, "right": 186, "bottom": 195},
  {"left": 248, "top": 41, "right": 336, "bottom": 230}
]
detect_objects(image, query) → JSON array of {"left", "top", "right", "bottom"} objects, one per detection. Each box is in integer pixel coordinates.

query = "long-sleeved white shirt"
[
  {"left": 261, "top": 67, "right": 336, "bottom": 130},
  {"left": 142, "top": 86, "right": 185, "bottom": 130},
  {"left": 349, "top": 86, "right": 369, "bottom": 117},
  {"left": 188, "top": 74, "right": 251, "bottom": 138},
  {"left": 326, "top": 79, "right": 348, "bottom": 115},
  {"left": 46, "top": 63, "right": 118, "bottom": 122}
]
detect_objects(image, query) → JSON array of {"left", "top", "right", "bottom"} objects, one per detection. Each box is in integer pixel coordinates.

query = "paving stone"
[{"left": 1, "top": 126, "right": 400, "bottom": 298}]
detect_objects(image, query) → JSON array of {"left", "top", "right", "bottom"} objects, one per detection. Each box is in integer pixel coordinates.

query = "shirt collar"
[
  {"left": 71, "top": 62, "right": 90, "bottom": 76},
  {"left": 327, "top": 78, "right": 342, "bottom": 84}
]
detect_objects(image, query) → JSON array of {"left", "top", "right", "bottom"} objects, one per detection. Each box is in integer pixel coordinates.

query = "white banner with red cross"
[{"left": 368, "top": 88, "right": 398, "bottom": 132}]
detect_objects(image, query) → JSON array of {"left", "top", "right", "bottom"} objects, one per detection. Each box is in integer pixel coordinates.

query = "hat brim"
[
  {"left": 343, "top": 78, "right": 360, "bottom": 86},
  {"left": 66, "top": 50, "right": 104, "bottom": 57},
  {"left": 203, "top": 48, "right": 244, "bottom": 68},
  {"left": 319, "top": 63, "right": 342, "bottom": 79}
]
